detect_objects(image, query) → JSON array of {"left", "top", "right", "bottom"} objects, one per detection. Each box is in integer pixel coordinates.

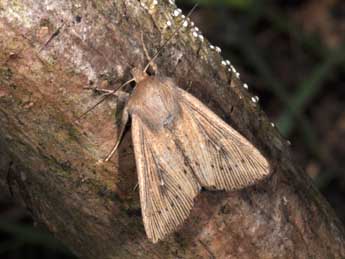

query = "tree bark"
[{"left": 0, "top": 0, "right": 344, "bottom": 258}]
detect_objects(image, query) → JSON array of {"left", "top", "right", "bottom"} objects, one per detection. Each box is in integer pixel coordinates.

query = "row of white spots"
[
  {"left": 201, "top": 28, "right": 268, "bottom": 115},
  {"left": 193, "top": 18, "right": 266, "bottom": 109},
  {"left": 167, "top": 4, "right": 206, "bottom": 43},
  {"left": 167, "top": 5, "right": 263, "bottom": 113},
  {"left": 190, "top": 25, "right": 204, "bottom": 42},
  {"left": 217, "top": 53, "right": 264, "bottom": 109},
  {"left": 191, "top": 13, "right": 281, "bottom": 133},
  {"left": 164, "top": 3, "right": 277, "bottom": 131},
  {"left": 221, "top": 59, "right": 231, "bottom": 66},
  {"left": 219, "top": 56, "right": 240, "bottom": 83},
  {"left": 209, "top": 44, "right": 221, "bottom": 53}
]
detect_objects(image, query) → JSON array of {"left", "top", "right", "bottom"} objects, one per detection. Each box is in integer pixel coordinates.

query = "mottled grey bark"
[{"left": 0, "top": 0, "right": 344, "bottom": 258}]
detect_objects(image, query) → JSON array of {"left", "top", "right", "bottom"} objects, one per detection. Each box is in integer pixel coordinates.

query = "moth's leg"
[
  {"left": 104, "top": 106, "right": 129, "bottom": 162},
  {"left": 141, "top": 32, "right": 158, "bottom": 74},
  {"left": 83, "top": 87, "right": 115, "bottom": 95},
  {"left": 84, "top": 77, "right": 134, "bottom": 95},
  {"left": 77, "top": 80, "right": 134, "bottom": 121},
  {"left": 76, "top": 90, "right": 116, "bottom": 120}
]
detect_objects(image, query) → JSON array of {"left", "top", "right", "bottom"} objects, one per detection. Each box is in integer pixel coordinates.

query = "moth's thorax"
[{"left": 128, "top": 76, "right": 181, "bottom": 131}]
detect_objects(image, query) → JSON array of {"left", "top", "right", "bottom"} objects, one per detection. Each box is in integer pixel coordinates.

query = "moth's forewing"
[
  {"left": 131, "top": 114, "right": 201, "bottom": 243},
  {"left": 175, "top": 84, "right": 270, "bottom": 190},
  {"left": 129, "top": 77, "right": 270, "bottom": 242}
]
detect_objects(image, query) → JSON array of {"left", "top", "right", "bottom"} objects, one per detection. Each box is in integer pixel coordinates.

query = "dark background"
[{"left": 1, "top": 0, "right": 345, "bottom": 258}]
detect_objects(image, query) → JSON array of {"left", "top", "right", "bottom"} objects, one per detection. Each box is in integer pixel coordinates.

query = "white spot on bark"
[
  {"left": 173, "top": 8, "right": 182, "bottom": 17},
  {"left": 251, "top": 96, "right": 259, "bottom": 103}
]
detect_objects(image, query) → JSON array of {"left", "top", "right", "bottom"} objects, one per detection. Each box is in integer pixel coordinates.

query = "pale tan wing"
[
  {"left": 176, "top": 88, "right": 270, "bottom": 191},
  {"left": 131, "top": 114, "right": 201, "bottom": 243}
]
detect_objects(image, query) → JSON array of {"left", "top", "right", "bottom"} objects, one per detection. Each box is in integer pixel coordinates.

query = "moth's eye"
[
  {"left": 129, "top": 80, "right": 136, "bottom": 88},
  {"left": 145, "top": 66, "right": 155, "bottom": 76}
]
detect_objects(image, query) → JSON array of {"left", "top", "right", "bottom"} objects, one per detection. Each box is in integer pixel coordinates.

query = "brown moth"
[
  {"left": 84, "top": 6, "right": 270, "bottom": 243},
  {"left": 116, "top": 68, "right": 270, "bottom": 242}
]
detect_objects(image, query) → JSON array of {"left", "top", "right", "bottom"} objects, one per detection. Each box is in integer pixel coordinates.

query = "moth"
[{"left": 84, "top": 7, "right": 270, "bottom": 243}]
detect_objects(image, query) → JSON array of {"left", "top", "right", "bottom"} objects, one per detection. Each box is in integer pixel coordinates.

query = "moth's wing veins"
[
  {"left": 176, "top": 88, "right": 270, "bottom": 191},
  {"left": 131, "top": 114, "right": 201, "bottom": 243}
]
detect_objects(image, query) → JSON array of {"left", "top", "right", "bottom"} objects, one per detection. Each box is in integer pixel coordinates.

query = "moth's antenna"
[
  {"left": 143, "top": 3, "right": 198, "bottom": 73},
  {"left": 77, "top": 4, "right": 198, "bottom": 121}
]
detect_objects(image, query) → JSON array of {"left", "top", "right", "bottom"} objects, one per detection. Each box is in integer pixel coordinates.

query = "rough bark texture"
[{"left": 0, "top": 0, "right": 344, "bottom": 258}]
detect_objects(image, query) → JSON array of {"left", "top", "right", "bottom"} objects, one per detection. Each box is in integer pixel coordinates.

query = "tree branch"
[{"left": 0, "top": 0, "right": 344, "bottom": 258}]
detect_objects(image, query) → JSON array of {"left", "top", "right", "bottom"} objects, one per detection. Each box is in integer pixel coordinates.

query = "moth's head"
[{"left": 131, "top": 67, "right": 148, "bottom": 83}]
